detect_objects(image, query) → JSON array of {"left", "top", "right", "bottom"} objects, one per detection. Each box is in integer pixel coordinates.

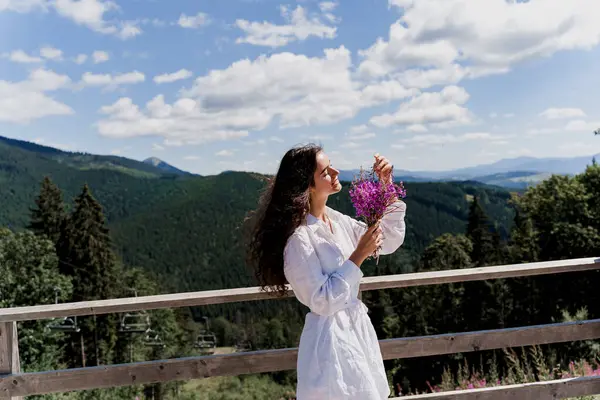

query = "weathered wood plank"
[
  {"left": 364, "top": 256, "right": 600, "bottom": 291},
  {"left": 1, "top": 319, "right": 600, "bottom": 397},
  {"left": 395, "top": 375, "right": 600, "bottom": 399},
  {"left": 0, "top": 257, "right": 598, "bottom": 322},
  {"left": 0, "top": 322, "right": 22, "bottom": 400},
  {"left": 380, "top": 318, "right": 600, "bottom": 360}
]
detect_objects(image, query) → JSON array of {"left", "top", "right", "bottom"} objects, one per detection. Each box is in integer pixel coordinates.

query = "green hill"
[{"left": 0, "top": 135, "right": 515, "bottom": 296}]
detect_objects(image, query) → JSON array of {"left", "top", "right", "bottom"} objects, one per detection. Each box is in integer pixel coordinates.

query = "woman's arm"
[{"left": 284, "top": 231, "right": 362, "bottom": 316}]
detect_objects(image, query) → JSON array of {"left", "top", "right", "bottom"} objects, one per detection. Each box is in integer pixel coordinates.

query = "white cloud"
[
  {"left": 117, "top": 21, "right": 142, "bottom": 39},
  {"left": 181, "top": 46, "right": 363, "bottom": 129},
  {"left": 40, "top": 46, "right": 63, "bottom": 60},
  {"left": 565, "top": 119, "right": 600, "bottom": 132},
  {"left": 341, "top": 141, "right": 361, "bottom": 149},
  {"left": 396, "top": 132, "right": 493, "bottom": 146},
  {"left": 303, "top": 134, "right": 333, "bottom": 142},
  {"left": 370, "top": 85, "right": 472, "bottom": 128},
  {"left": 360, "top": 79, "right": 418, "bottom": 107},
  {"left": 539, "top": 107, "right": 586, "bottom": 120},
  {"left": 74, "top": 54, "right": 88, "bottom": 64},
  {"left": 152, "top": 143, "right": 165, "bottom": 151},
  {"left": 52, "top": 0, "right": 140, "bottom": 39},
  {"left": 7, "top": 50, "right": 43, "bottom": 63},
  {"left": 347, "top": 132, "right": 376, "bottom": 141},
  {"left": 1, "top": 0, "right": 139, "bottom": 38},
  {"left": 92, "top": 50, "right": 109, "bottom": 64},
  {"left": 269, "top": 136, "right": 284, "bottom": 143},
  {"left": 97, "top": 96, "right": 252, "bottom": 145},
  {"left": 25, "top": 68, "right": 71, "bottom": 91},
  {"left": 360, "top": 0, "right": 600, "bottom": 81},
  {"left": 98, "top": 46, "right": 386, "bottom": 145},
  {"left": 183, "top": 155, "right": 200, "bottom": 160},
  {"left": 216, "top": 149, "right": 235, "bottom": 157},
  {"left": 407, "top": 124, "right": 428, "bottom": 132},
  {"left": 153, "top": 69, "right": 193, "bottom": 84},
  {"left": 96, "top": 46, "right": 475, "bottom": 147},
  {"left": 235, "top": 5, "right": 336, "bottom": 47},
  {"left": 80, "top": 71, "right": 145, "bottom": 89},
  {"left": 525, "top": 127, "right": 560, "bottom": 137},
  {"left": 319, "top": 1, "right": 337, "bottom": 12},
  {"left": 392, "top": 64, "right": 468, "bottom": 89},
  {"left": 503, "top": 113, "right": 515, "bottom": 118},
  {"left": 178, "top": 12, "right": 209, "bottom": 29},
  {"left": 0, "top": 68, "right": 73, "bottom": 123},
  {"left": 0, "top": 0, "right": 48, "bottom": 13}
]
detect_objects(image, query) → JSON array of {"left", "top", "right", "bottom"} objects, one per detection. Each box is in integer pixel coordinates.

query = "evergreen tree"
[
  {"left": 509, "top": 207, "right": 538, "bottom": 263},
  {"left": 28, "top": 176, "right": 66, "bottom": 245},
  {"left": 463, "top": 197, "right": 499, "bottom": 329},
  {"left": 56, "top": 184, "right": 119, "bottom": 367},
  {"left": 466, "top": 196, "right": 497, "bottom": 267}
]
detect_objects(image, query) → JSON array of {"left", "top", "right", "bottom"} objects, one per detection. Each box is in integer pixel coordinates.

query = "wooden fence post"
[{"left": 0, "top": 322, "right": 22, "bottom": 400}]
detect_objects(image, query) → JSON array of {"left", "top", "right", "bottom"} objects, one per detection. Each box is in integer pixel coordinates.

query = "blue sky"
[{"left": 1, "top": 0, "right": 599, "bottom": 175}]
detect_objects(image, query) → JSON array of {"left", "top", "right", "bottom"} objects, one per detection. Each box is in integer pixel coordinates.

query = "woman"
[{"left": 246, "top": 144, "right": 407, "bottom": 400}]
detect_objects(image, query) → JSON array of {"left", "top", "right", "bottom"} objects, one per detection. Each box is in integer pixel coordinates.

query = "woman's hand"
[
  {"left": 374, "top": 153, "right": 393, "bottom": 185},
  {"left": 350, "top": 224, "right": 383, "bottom": 267}
]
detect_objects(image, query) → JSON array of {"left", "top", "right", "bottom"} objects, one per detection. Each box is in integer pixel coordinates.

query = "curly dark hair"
[{"left": 245, "top": 143, "right": 323, "bottom": 297}]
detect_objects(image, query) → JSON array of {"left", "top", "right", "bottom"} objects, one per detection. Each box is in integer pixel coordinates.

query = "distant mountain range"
[
  {"left": 338, "top": 154, "right": 598, "bottom": 189},
  {"left": 0, "top": 135, "right": 596, "bottom": 189}
]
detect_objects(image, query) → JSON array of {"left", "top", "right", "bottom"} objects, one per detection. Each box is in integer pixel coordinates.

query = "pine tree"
[
  {"left": 509, "top": 208, "right": 539, "bottom": 263},
  {"left": 466, "top": 196, "right": 496, "bottom": 267},
  {"left": 506, "top": 208, "right": 541, "bottom": 326},
  {"left": 463, "top": 197, "right": 498, "bottom": 330},
  {"left": 28, "top": 176, "right": 66, "bottom": 245},
  {"left": 56, "top": 184, "right": 119, "bottom": 367}
]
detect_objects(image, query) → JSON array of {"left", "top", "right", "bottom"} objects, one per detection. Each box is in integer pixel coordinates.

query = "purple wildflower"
[
  {"left": 348, "top": 166, "right": 406, "bottom": 262},
  {"left": 349, "top": 167, "right": 406, "bottom": 227}
]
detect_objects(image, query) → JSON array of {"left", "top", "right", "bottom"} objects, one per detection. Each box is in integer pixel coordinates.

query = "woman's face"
[{"left": 311, "top": 151, "right": 341, "bottom": 197}]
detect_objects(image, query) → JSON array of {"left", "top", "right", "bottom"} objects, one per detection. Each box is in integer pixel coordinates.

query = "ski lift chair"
[
  {"left": 47, "top": 287, "right": 81, "bottom": 333},
  {"left": 118, "top": 288, "right": 151, "bottom": 334},
  {"left": 143, "top": 329, "right": 166, "bottom": 348},
  {"left": 119, "top": 312, "right": 151, "bottom": 334},
  {"left": 194, "top": 331, "right": 217, "bottom": 354},
  {"left": 48, "top": 316, "right": 81, "bottom": 333}
]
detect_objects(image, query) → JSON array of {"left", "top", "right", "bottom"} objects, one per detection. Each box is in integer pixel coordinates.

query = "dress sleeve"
[
  {"left": 284, "top": 231, "right": 363, "bottom": 316},
  {"left": 341, "top": 200, "right": 407, "bottom": 256}
]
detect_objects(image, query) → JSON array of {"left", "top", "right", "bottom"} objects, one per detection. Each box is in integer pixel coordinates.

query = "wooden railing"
[{"left": 0, "top": 257, "right": 600, "bottom": 399}]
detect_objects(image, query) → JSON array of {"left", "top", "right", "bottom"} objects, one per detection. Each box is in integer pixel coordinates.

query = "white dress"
[{"left": 283, "top": 200, "right": 407, "bottom": 400}]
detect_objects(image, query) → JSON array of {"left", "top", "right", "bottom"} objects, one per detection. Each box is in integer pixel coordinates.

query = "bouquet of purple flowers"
[{"left": 349, "top": 166, "right": 406, "bottom": 263}]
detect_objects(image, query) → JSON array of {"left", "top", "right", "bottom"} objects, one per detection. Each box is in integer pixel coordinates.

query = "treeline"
[
  {"left": 370, "top": 162, "right": 600, "bottom": 395},
  {"left": 2, "top": 177, "right": 191, "bottom": 399}
]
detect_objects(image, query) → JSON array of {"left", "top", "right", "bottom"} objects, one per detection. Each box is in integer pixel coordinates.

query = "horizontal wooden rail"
[
  {"left": 394, "top": 375, "right": 600, "bottom": 399},
  {"left": 1, "top": 319, "right": 600, "bottom": 397},
  {"left": 379, "top": 318, "right": 600, "bottom": 360},
  {"left": 0, "top": 257, "right": 597, "bottom": 323}
]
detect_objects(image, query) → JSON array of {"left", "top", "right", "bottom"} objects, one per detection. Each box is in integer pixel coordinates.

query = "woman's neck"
[{"left": 309, "top": 194, "right": 328, "bottom": 221}]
